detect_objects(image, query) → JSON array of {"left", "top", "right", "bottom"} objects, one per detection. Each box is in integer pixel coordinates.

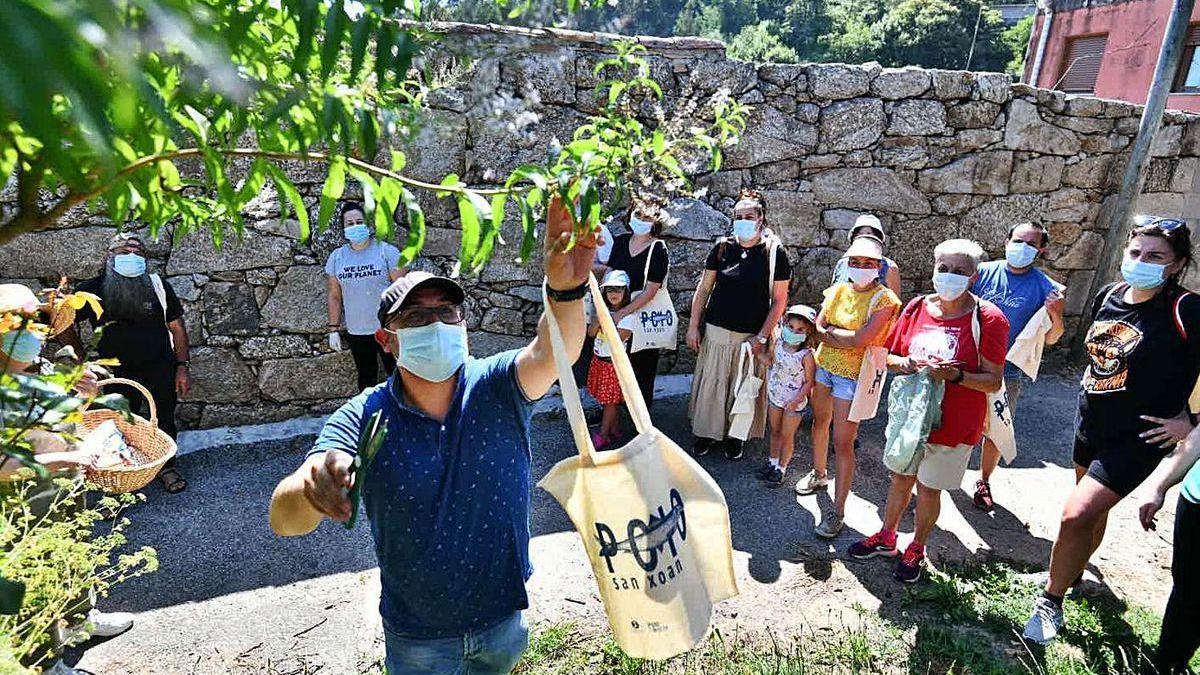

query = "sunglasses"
[
  {"left": 385, "top": 304, "right": 465, "bottom": 330},
  {"left": 1133, "top": 215, "right": 1187, "bottom": 233}
]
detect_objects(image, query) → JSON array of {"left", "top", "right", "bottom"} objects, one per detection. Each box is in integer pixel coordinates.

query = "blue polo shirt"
[{"left": 311, "top": 350, "right": 537, "bottom": 638}]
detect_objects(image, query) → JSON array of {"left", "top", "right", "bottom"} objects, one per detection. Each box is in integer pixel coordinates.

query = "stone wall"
[{"left": 4, "top": 21, "right": 1200, "bottom": 429}]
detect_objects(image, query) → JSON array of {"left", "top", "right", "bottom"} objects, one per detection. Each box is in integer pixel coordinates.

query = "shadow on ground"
[{"left": 105, "top": 371, "right": 1083, "bottom": 621}]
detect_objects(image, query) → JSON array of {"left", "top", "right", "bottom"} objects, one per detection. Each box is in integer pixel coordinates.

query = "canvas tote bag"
[
  {"left": 630, "top": 240, "right": 678, "bottom": 353},
  {"left": 846, "top": 287, "right": 892, "bottom": 423},
  {"left": 971, "top": 301, "right": 1017, "bottom": 463},
  {"left": 727, "top": 342, "right": 762, "bottom": 441},
  {"left": 538, "top": 275, "right": 739, "bottom": 660}
]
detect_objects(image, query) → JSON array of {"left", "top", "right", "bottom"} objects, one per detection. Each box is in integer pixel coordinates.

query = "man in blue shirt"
[
  {"left": 269, "top": 197, "right": 596, "bottom": 675},
  {"left": 969, "top": 222, "right": 1065, "bottom": 511}
]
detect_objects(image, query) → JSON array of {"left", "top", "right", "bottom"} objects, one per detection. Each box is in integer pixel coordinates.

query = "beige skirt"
[{"left": 689, "top": 323, "right": 768, "bottom": 441}]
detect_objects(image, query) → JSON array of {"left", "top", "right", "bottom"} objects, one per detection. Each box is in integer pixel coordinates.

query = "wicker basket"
[{"left": 78, "top": 378, "right": 177, "bottom": 493}]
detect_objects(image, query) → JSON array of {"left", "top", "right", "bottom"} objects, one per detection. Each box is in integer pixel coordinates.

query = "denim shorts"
[
  {"left": 814, "top": 367, "right": 857, "bottom": 401},
  {"left": 384, "top": 611, "right": 529, "bottom": 675}
]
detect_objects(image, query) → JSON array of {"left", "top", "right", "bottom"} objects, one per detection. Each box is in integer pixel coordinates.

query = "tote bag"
[
  {"left": 848, "top": 345, "right": 888, "bottom": 423},
  {"left": 727, "top": 342, "right": 762, "bottom": 441},
  {"left": 538, "top": 275, "right": 739, "bottom": 660},
  {"left": 630, "top": 240, "right": 678, "bottom": 353},
  {"left": 971, "top": 302, "right": 1017, "bottom": 463}
]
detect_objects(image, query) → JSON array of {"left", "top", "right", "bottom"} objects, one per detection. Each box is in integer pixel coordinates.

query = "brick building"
[{"left": 1023, "top": 0, "right": 1200, "bottom": 112}]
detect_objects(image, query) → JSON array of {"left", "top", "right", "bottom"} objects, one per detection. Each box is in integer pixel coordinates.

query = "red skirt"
[{"left": 587, "top": 357, "right": 624, "bottom": 405}]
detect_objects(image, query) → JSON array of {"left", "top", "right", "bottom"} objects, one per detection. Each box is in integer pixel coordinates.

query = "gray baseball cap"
[{"left": 377, "top": 271, "right": 466, "bottom": 326}]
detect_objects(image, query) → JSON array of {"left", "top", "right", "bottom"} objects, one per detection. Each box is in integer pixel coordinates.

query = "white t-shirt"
[
  {"left": 768, "top": 344, "right": 812, "bottom": 410},
  {"left": 325, "top": 240, "right": 401, "bottom": 335},
  {"left": 593, "top": 313, "right": 638, "bottom": 359}
]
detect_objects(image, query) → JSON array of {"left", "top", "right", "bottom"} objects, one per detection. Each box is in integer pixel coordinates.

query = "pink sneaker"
[{"left": 591, "top": 431, "right": 608, "bottom": 450}]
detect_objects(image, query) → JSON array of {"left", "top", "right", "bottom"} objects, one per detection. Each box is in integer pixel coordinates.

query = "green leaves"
[
  {"left": 398, "top": 188, "right": 426, "bottom": 266},
  {"left": 318, "top": 157, "right": 348, "bottom": 232},
  {"left": 266, "top": 164, "right": 310, "bottom": 242}
]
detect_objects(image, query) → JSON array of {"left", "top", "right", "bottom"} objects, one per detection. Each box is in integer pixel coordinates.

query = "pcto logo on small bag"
[
  {"left": 638, "top": 309, "right": 674, "bottom": 331},
  {"left": 594, "top": 489, "right": 688, "bottom": 591}
]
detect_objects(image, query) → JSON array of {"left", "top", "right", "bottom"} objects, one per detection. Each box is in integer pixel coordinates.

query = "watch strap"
[{"left": 544, "top": 279, "right": 588, "bottom": 302}]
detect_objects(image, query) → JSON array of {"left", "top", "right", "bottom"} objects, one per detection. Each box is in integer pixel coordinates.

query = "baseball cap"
[
  {"left": 108, "top": 231, "right": 146, "bottom": 251},
  {"left": 600, "top": 269, "right": 631, "bottom": 288},
  {"left": 785, "top": 303, "right": 818, "bottom": 324},
  {"left": 377, "top": 272, "right": 466, "bottom": 326},
  {"left": 845, "top": 236, "right": 884, "bottom": 260},
  {"left": 851, "top": 214, "right": 885, "bottom": 242}
]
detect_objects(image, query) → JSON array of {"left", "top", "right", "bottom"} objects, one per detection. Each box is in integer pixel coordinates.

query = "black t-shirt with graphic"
[
  {"left": 702, "top": 238, "right": 791, "bottom": 335},
  {"left": 606, "top": 233, "right": 669, "bottom": 293},
  {"left": 1077, "top": 282, "right": 1200, "bottom": 448},
  {"left": 75, "top": 273, "right": 183, "bottom": 372}
]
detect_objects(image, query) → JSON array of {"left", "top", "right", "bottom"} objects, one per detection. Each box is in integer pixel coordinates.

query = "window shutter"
[
  {"left": 1188, "top": 23, "right": 1200, "bottom": 45},
  {"left": 1058, "top": 34, "right": 1108, "bottom": 93}
]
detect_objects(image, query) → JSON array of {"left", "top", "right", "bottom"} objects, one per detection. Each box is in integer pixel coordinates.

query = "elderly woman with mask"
[
  {"left": 326, "top": 200, "right": 405, "bottom": 391},
  {"left": 848, "top": 239, "right": 1008, "bottom": 584},
  {"left": 687, "top": 189, "right": 791, "bottom": 461}
]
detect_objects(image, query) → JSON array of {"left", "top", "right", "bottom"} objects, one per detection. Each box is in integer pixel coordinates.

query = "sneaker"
[
  {"left": 756, "top": 461, "right": 776, "bottom": 480},
  {"left": 814, "top": 512, "right": 844, "bottom": 539},
  {"left": 764, "top": 466, "right": 786, "bottom": 488},
  {"left": 893, "top": 544, "right": 925, "bottom": 583},
  {"left": 973, "top": 479, "right": 995, "bottom": 512},
  {"left": 591, "top": 431, "right": 609, "bottom": 452},
  {"left": 691, "top": 438, "right": 713, "bottom": 457},
  {"left": 848, "top": 532, "right": 899, "bottom": 560},
  {"left": 87, "top": 609, "right": 134, "bottom": 638},
  {"left": 43, "top": 660, "right": 85, "bottom": 675},
  {"left": 794, "top": 470, "right": 830, "bottom": 496},
  {"left": 60, "top": 608, "right": 135, "bottom": 645},
  {"left": 723, "top": 439, "right": 745, "bottom": 461},
  {"left": 1022, "top": 595, "right": 1066, "bottom": 645}
]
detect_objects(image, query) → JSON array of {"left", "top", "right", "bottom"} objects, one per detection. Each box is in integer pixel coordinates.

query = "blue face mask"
[
  {"left": 629, "top": 216, "right": 653, "bottom": 236},
  {"left": 113, "top": 253, "right": 146, "bottom": 278},
  {"left": 1005, "top": 242, "right": 1039, "bottom": 269},
  {"left": 932, "top": 272, "right": 971, "bottom": 301},
  {"left": 781, "top": 326, "right": 806, "bottom": 345},
  {"left": 1121, "top": 258, "right": 1168, "bottom": 290},
  {"left": 732, "top": 219, "right": 759, "bottom": 243},
  {"left": 345, "top": 224, "right": 372, "bottom": 244},
  {"left": 0, "top": 329, "right": 44, "bottom": 364},
  {"left": 393, "top": 322, "right": 468, "bottom": 382}
]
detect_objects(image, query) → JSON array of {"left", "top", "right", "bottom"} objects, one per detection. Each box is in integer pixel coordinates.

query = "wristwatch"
[
  {"left": 756, "top": 335, "right": 768, "bottom": 345},
  {"left": 951, "top": 367, "right": 966, "bottom": 384},
  {"left": 176, "top": 360, "right": 190, "bottom": 369}
]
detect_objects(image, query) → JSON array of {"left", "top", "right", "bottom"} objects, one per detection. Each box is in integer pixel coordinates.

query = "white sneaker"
[
  {"left": 43, "top": 659, "right": 85, "bottom": 675},
  {"left": 1022, "top": 596, "right": 1065, "bottom": 645},
  {"left": 814, "top": 512, "right": 844, "bottom": 539},
  {"left": 86, "top": 609, "right": 134, "bottom": 638},
  {"left": 794, "top": 470, "right": 830, "bottom": 496}
]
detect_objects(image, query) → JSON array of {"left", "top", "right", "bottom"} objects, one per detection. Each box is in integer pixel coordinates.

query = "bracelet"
[
  {"left": 544, "top": 279, "right": 588, "bottom": 302},
  {"left": 951, "top": 367, "right": 966, "bottom": 384},
  {"left": 176, "top": 360, "right": 190, "bottom": 369}
]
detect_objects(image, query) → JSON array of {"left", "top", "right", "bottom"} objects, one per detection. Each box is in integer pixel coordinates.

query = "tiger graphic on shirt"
[{"left": 1082, "top": 320, "right": 1144, "bottom": 393}]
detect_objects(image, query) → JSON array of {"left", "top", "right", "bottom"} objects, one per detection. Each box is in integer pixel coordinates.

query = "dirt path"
[{"left": 73, "top": 369, "right": 1179, "bottom": 674}]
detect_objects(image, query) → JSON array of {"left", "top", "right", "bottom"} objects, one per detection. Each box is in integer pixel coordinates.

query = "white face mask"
[
  {"left": 847, "top": 266, "right": 878, "bottom": 288},
  {"left": 932, "top": 272, "right": 971, "bottom": 301},
  {"left": 390, "top": 323, "right": 468, "bottom": 382}
]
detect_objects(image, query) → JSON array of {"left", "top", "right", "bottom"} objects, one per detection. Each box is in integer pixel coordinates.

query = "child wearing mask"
[
  {"left": 587, "top": 270, "right": 639, "bottom": 450},
  {"left": 757, "top": 304, "right": 818, "bottom": 487}
]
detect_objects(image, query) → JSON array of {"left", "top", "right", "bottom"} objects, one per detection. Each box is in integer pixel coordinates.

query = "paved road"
[{"left": 72, "top": 370, "right": 1179, "bottom": 674}]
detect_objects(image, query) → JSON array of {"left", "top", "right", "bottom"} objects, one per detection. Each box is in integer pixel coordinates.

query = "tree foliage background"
[{"left": 444, "top": 0, "right": 1035, "bottom": 74}]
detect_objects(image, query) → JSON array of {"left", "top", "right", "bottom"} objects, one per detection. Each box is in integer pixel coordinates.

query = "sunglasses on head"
[{"left": 1133, "top": 215, "right": 1187, "bottom": 233}]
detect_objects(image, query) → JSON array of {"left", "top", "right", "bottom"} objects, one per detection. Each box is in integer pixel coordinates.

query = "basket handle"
[{"left": 94, "top": 377, "right": 158, "bottom": 427}]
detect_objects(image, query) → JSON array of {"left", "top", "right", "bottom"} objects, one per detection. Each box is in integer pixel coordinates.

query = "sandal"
[{"left": 159, "top": 467, "right": 187, "bottom": 494}]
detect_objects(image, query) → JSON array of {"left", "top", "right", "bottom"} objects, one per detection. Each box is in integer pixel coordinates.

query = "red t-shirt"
[{"left": 886, "top": 297, "right": 1010, "bottom": 447}]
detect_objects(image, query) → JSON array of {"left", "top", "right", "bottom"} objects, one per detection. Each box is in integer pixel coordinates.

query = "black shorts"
[{"left": 1073, "top": 436, "right": 1170, "bottom": 497}]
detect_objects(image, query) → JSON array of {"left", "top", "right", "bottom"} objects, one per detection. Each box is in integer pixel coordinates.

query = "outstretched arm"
[{"left": 516, "top": 197, "right": 600, "bottom": 400}]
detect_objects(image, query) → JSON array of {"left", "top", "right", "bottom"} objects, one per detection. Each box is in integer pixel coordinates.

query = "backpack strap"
[
  {"left": 149, "top": 273, "right": 168, "bottom": 324},
  {"left": 1174, "top": 291, "right": 1195, "bottom": 342}
]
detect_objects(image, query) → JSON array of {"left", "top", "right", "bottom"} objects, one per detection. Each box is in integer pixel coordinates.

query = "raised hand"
[{"left": 544, "top": 195, "right": 599, "bottom": 292}]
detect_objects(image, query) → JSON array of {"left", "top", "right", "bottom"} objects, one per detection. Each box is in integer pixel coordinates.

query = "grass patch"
[{"left": 517, "top": 561, "right": 1188, "bottom": 675}]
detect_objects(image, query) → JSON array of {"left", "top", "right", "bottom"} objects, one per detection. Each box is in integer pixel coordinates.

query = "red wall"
[{"left": 1026, "top": 0, "right": 1200, "bottom": 113}]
